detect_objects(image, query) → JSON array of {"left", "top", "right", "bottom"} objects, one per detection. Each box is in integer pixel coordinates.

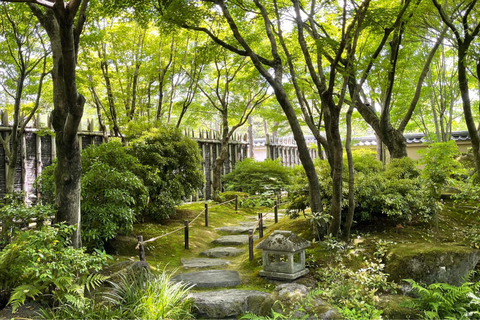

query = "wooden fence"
[{"left": 0, "top": 112, "right": 248, "bottom": 202}]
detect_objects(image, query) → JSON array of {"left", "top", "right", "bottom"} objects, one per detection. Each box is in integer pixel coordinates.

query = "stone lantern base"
[{"left": 259, "top": 268, "right": 309, "bottom": 280}]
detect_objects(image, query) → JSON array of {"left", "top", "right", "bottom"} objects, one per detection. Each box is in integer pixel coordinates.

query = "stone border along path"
[{"left": 172, "top": 208, "right": 277, "bottom": 318}]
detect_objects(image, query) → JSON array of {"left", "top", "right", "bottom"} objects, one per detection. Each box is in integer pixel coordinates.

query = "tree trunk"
[
  {"left": 343, "top": 105, "right": 355, "bottom": 241},
  {"left": 324, "top": 104, "right": 343, "bottom": 238},
  {"left": 48, "top": 7, "right": 84, "bottom": 249},
  {"left": 248, "top": 116, "right": 254, "bottom": 158},
  {"left": 458, "top": 46, "right": 480, "bottom": 177},
  {"left": 212, "top": 112, "right": 229, "bottom": 199}
]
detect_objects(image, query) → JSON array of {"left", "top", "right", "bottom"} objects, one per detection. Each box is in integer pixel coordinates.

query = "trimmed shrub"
[
  {"left": 127, "top": 125, "right": 204, "bottom": 221},
  {"left": 223, "top": 158, "right": 292, "bottom": 195}
]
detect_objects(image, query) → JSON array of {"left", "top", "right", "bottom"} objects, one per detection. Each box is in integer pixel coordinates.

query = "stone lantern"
[{"left": 256, "top": 230, "right": 310, "bottom": 280}]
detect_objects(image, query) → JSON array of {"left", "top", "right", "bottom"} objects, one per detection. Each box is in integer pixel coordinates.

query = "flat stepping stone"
[
  {"left": 190, "top": 289, "right": 270, "bottom": 319},
  {"left": 215, "top": 226, "right": 251, "bottom": 234},
  {"left": 172, "top": 270, "right": 241, "bottom": 288},
  {"left": 248, "top": 213, "right": 285, "bottom": 221},
  {"left": 213, "top": 235, "right": 258, "bottom": 246},
  {"left": 238, "top": 221, "right": 267, "bottom": 229},
  {"left": 200, "top": 247, "right": 245, "bottom": 258},
  {"left": 181, "top": 258, "right": 230, "bottom": 268}
]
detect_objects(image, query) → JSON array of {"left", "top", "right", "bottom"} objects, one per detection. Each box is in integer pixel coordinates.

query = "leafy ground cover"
[{"left": 108, "top": 197, "right": 480, "bottom": 319}]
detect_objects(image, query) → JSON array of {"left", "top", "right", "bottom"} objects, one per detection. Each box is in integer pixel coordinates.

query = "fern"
[
  {"left": 83, "top": 273, "right": 109, "bottom": 291},
  {"left": 8, "top": 283, "right": 45, "bottom": 313},
  {"left": 402, "top": 279, "right": 480, "bottom": 319}
]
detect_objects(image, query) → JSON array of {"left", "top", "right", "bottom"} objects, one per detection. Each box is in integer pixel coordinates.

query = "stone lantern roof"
[{"left": 256, "top": 230, "right": 310, "bottom": 252}]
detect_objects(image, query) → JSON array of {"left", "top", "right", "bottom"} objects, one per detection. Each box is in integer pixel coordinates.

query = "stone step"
[
  {"left": 181, "top": 258, "right": 230, "bottom": 268},
  {"left": 189, "top": 289, "right": 270, "bottom": 319},
  {"left": 238, "top": 221, "right": 265, "bottom": 228},
  {"left": 172, "top": 270, "right": 241, "bottom": 289},
  {"left": 213, "top": 234, "right": 259, "bottom": 246},
  {"left": 215, "top": 225, "right": 251, "bottom": 234},
  {"left": 200, "top": 247, "right": 245, "bottom": 258},
  {"left": 247, "top": 212, "right": 285, "bottom": 221}
]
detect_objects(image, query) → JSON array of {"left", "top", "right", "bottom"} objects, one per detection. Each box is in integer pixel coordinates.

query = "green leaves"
[
  {"left": 223, "top": 158, "right": 292, "bottom": 195},
  {"left": 128, "top": 125, "right": 204, "bottom": 221},
  {"left": 0, "top": 224, "right": 109, "bottom": 312},
  {"left": 402, "top": 278, "right": 480, "bottom": 319}
]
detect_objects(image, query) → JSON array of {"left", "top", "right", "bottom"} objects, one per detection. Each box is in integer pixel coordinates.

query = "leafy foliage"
[
  {"left": 287, "top": 150, "right": 435, "bottom": 222},
  {"left": 418, "top": 141, "right": 465, "bottom": 198},
  {"left": 41, "top": 267, "right": 193, "bottom": 320},
  {"left": 223, "top": 158, "right": 292, "bottom": 195},
  {"left": 0, "top": 192, "right": 55, "bottom": 248},
  {"left": 108, "top": 268, "right": 194, "bottom": 319},
  {"left": 36, "top": 141, "right": 149, "bottom": 249},
  {"left": 127, "top": 125, "right": 204, "bottom": 221},
  {"left": 402, "top": 278, "right": 480, "bottom": 319},
  {"left": 80, "top": 140, "right": 149, "bottom": 249},
  {"left": 0, "top": 224, "right": 109, "bottom": 312}
]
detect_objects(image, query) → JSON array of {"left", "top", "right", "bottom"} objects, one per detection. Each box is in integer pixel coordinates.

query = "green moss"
[{"left": 378, "top": 295, "right": 420, "bottom": 320}]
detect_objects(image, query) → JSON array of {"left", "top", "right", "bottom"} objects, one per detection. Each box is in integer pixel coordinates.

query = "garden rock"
[
  {"left": 200, "top": 247, "right": 245, "bottom": 258},
  {"left": 106, "top": 235, "right": 139, "bottom": 256},
  {"left": 385, "top": 243, "right": 480, "bottom": 286},
  {"left": 181, "top": 258, "right": 230, "bottom": 268},
  {"left": 213, "top": 235, "right": 258, "bottom": 245},
  {"left": 172, "top": 270, "right": 241, "bottom": 288},
  {"left": 259, "top": 283, "right": 339, "bottom": 319},
  {"left": 0, "top": 302, "right": 41, "bottom": 320},
  {"left": 189, "top": 289, "right": 270, "bottom": 319}
]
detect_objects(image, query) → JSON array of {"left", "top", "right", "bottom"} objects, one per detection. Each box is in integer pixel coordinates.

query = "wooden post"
[
  {"left": 274, "top": 201, "right": 278, "bottom": 224},
  {"left": 235, "top": 195, "right": 238, "bottom": 212},
  {"left": 184, "top": 220, "right": 189, "bottom": 249},
  {"left": 258, "top": 213, "right": 263, "bottom": 238},
  {"left": 249, "top": 229, "right": 254, "bottom": 261},
  {"left": 205, "top": 203, "right": 209, "bottom": 227},
  {"left": 137, "top": 236, "right": 146, "bottom": 262}
]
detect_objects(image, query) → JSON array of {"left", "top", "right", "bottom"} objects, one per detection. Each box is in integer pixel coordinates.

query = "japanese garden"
[{"left": 0, "top": 0, "right": 480, "bottom": 319}]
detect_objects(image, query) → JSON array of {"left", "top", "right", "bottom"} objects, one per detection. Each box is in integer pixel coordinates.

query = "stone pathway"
[{"left": 172, "top": 211, "right": 270, "bottom": 318}]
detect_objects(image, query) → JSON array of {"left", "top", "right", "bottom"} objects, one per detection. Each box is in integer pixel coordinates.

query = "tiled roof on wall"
[{"left": 254, "top": 131, "right": 471, "bottom": 147}]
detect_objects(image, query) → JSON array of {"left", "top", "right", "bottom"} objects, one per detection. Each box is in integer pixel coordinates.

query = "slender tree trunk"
[
  {"left": 248, "top": 116, "right": 254, "bottom": 158},
  {"left": 458, "top": 46, "right": 480, "bottom": 177},
  {"left": 343, "top": 105, "right": 355, "bottom": 241},
  {"left": 324, "top": 105, "right": 343, "bottom": 238},
  {"left": 212, "top": 111, "right": 229, "bottom": 199}
]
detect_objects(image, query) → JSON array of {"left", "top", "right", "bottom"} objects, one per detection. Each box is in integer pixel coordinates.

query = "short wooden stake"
[
  {"left": 205, "top": 203, "right": 209, "bottom": 227},
  {"left": 258, "top": 213, "right": 263, "bottom": 238},
  {"left": 249, "top": 229, "right": 254, "bottom": 261},
  {"left": 184, "top": 220, "right": 189, "bottom": 249},
  {"left": 235, "top": 195, "right": 238, "bottom": 212},
  {"left": 137, "top": 236, "right": 146, "bottom": 262},
  {"left": 274, "top": 201, "right": 278, "bottom": 224}
]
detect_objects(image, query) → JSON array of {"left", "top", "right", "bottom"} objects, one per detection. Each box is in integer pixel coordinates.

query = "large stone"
[
  {"left": 215, "top": 226, "right": 251, "bottom": 234},
  {"left": 385, "top": 243, "right": 480, "bottom": 286},
  {"left": 106, "top": 235, "right": 139, "bottom": 256},
  {"left": 213, "top": 235, "right": 258, "bottom": 246},
  {"left": 200, "top": 247, "right": 245, "bottom": 258},
  {"left": 181, "top": 258, "right": 230, "bottom": 268},
  {"left": 259, "top": 283, "right": 340, "bottom": 319},
  {"left": 190, "top": 289, "right": 270, "bottom": 319},
  {"left": 172, "top": 270, "right": 241, "bottom": 288}
]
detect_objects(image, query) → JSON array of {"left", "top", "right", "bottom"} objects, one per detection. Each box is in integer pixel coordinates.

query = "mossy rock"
[
  {"left": 106, "top": 235, "right": 139, "bottom": 256},
  {"left": 377, "top": 294, "right": 421, "bottom": 320},
  {"left": 385, "top": 242, "right": 480, "bottom": 286}
]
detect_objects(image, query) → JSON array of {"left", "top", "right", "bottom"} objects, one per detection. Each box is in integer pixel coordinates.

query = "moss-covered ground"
[{"left": 109, "top": 199, "right": 480, "bottom": 318}]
